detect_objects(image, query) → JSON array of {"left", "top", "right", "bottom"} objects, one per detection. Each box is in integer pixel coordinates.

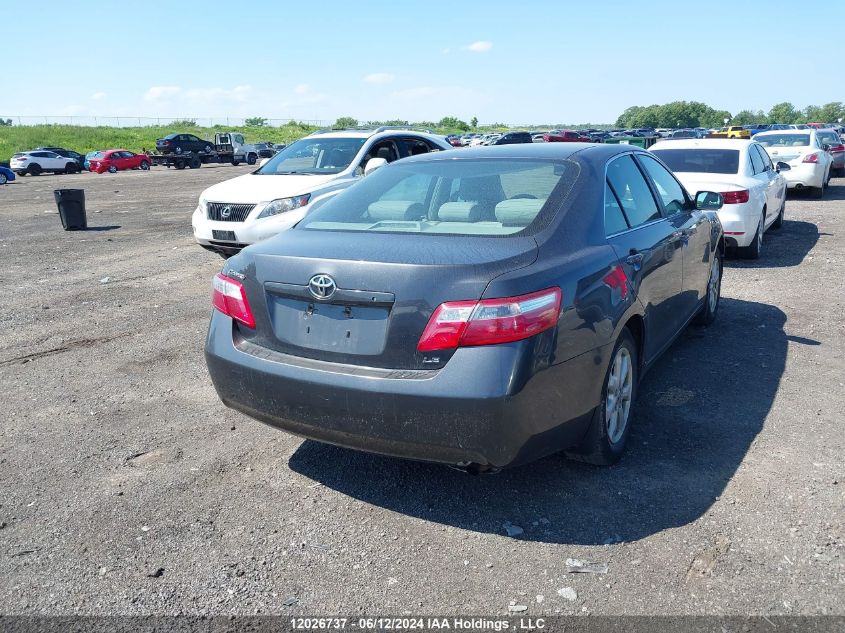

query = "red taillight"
[
  {"left": 720, "top": 190, "right": 750, "bottom": 204},
  {"left": 832, "top": 144, "right": 844, "bottom": 153},
  {"left": 803, "top": 153, "right": 819, "bottom": 163},
  {"left": 417, "top": 287, "right": 562, "bottom": 352},
  {"left": 212, "top": 273, "right": 255, "bottom": 328}
]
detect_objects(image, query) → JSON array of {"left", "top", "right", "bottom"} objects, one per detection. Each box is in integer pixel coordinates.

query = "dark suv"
[
  {"left": 491, "top": 132, "right": 533, "bottom": 145},
  {"left": 155, "top": 133, "right": 213, "bottom": 155}
]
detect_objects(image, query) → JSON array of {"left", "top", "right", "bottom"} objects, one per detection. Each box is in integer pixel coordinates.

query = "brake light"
[
  {"left": 720, "top": 190, "right": 750, "bottom": 204},
  {"left": 417, "top": 287, "right": 561, "bottom": 352},
  {"left": 803, "top": 153, "right": 819, "bottom": 163},
  {"left": 212, "top": 273, "right": 255, "bottom": 328}
]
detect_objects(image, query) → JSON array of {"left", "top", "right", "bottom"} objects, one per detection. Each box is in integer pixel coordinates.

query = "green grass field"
[{"left": 0, "top": 122, "right": 322, "bottom": 163}]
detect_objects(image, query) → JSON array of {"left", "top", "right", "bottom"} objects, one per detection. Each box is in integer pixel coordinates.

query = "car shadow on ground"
[
  {"left": 82, "top": 225, "right": 121, "bottom": 232},
  {"left": 289, "top": 296, "right": 794, "bottom": 545},
  {"left": 726, "top": 219, "right": 819, "bottom": 269}
]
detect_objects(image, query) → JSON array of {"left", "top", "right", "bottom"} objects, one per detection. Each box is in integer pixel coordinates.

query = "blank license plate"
[{"left": 212, "top": 230, "right": 237, "bottom": 241}]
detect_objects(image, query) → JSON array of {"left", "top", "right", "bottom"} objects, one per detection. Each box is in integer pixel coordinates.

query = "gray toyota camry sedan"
[{"left": 205, "top": 144, "right": 724, "bottom": 470}]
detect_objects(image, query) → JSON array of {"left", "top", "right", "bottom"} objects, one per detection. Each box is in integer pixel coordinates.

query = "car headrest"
[
  {"left": 494, "top": 198, "right": 545, "bottom": 226},
  {"left": 376, "top": 147, "right": 392, "bottom": 160},
  {"left": 437, "top": 202, "right": 482, "bottom": 222},
  {"left": 367, "top": 200, "right": 423, "bottom": 222}
]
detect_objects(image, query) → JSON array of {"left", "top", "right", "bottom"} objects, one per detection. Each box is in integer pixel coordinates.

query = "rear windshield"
[
  {"left": 754, "top": 134, "right": 810, "bottom": 147},
  {"left": 651, "top": 149, "right": 740, "bottom": 174},
  {"left": 298, "top": 158, "right": 579, "bottom": 237},
  {"left": 817, "top": 132, "right": 840, "bottom": 143}
]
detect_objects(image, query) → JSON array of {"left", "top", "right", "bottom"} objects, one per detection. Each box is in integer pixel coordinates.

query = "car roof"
[
  {"left": 396, "top": 142, "right": 633, "bottom": 165},
  {"left": 651, "top": 139, "right": 752, "bottom": 151},
  {"left": 302, "top": 129, "right": 445, "bottom": 144},
  {"left": 754, "top": 129, "right": 813, "bottom": 135}
]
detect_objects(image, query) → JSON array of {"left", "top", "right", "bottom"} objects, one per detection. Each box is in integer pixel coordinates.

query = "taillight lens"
[
  {"left": 720, "top": 190, "right": 750, "bottom": 204},
  {"left": 212, "top": 273, "right": 255, "bottom": 328},
  {"left": 803, "top": 153, "right": 819, "bottom": 163},
  {"left": 417, "top": 288, "right": 561, "bottom": 352}
]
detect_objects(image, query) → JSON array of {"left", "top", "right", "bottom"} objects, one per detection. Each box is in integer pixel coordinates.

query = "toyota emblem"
[
  {"left": 308, "top": 274, "right": 337, "bottom": 300},
  {"left": 220, "top": 206, "right": 232, "bottom": 219}
]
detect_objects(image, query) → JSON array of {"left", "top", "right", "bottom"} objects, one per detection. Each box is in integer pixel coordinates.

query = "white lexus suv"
[{"left": 192, "top": 127, "right": 451, "bottom": 257}]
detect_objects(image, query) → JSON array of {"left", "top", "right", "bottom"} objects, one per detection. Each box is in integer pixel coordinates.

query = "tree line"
[{"left": 615, "top": 101, "right": 845, "bottom": 129}]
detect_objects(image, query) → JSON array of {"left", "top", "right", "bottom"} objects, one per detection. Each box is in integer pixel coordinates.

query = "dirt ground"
[{"left": 0, "top": 164, "right": 842, "bottom": 616}]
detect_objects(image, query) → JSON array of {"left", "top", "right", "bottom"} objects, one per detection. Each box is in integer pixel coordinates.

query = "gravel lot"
[{"left": 0, "top": 164, "right": 842, "bottom": 617}]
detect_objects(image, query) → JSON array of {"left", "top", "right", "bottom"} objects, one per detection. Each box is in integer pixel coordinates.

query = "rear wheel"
[
  {"left": 27, "top": 163, "right": 42, "bottom": 176},
  {"left": 232, "top": 160, "right": 240, "bottom": 166},
  {"left": 0, "top": 173, "right": 7, "bottom": 185},
  {"left": 694, "top": 248, "right": 722, "bottom": 326},
  {"left": 203, "top": 145, "right": 212, "bottom": 154},
  {"left": 565, "top": 328, "right": 637, "bottom": 466},
  {"left": 188, "top": 156, "right": 202, "bottom": 169},
  {"left": 65, "top": 163, "right": 79, "bottom": 174},
  {"left": 174, "top": 160, "right": 186, "bottom": 170},
  {"left": 771, "top": 199, "right": 785, "bottom": 229},
  {"left": 741, "top": 211, "right": 764, "bottom": 259},
  {"left": 246, "top": 153, "right": 257, "bottom": 165}
]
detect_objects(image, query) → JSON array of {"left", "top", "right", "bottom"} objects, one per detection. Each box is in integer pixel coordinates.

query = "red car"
[
  {"left": 543, "top": 129, "right": 591, "bottom": 143},
  {"left": 88, "top": 149, "right": 151, "bottom": 174}
]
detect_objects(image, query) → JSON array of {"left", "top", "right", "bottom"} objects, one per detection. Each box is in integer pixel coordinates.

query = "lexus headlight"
[
  {"left": 198, "top": 196, "right": 208, "bottom": 214},
  {"left": 258, "top": 194, "right": 311, "bottom": 218}
]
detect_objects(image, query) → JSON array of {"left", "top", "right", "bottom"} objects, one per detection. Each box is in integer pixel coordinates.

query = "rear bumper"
[
  {"left": 782, "top": 163, "right": 825, "bottom": 189},
  {"left": 716, "top": 201, "right": 760, "bottom": 248},
  {"left": 204, "top": 311, "right": 609, "bottom": 469}
]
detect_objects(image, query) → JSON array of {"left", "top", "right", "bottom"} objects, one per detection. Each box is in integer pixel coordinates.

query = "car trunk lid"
[{"left": 234, "top": 229, "right": 539, "bottom": 370}]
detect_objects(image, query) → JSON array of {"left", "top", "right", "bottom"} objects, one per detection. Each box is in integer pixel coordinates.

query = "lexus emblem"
[
  {"left": 220, "top": 206, "right": 232, "bottom": 219},
  {"left": 308, "top": 274, "right": 337, "bottom": 300}
]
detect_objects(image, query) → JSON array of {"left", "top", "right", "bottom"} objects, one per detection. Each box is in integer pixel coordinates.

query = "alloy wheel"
[
  {"left": 605, "top": 347, "right": 633, "bottom": 444},
  {"left": 708, "top": 254, "right": 721, "bottom": 314}
]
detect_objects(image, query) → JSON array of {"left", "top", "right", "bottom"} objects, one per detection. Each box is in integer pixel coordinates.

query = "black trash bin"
[{"left": 54, "top": 189, "right": 87, "bottom": 230}]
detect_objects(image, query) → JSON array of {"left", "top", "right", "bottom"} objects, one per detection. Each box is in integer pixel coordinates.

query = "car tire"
[
  {"left": 174, "top": 160, "right": 186, "bottom": 170},
  {"left": 139, "top": 160, "right": 150, "bottom": 170},
  {"left": 565, "top": 328, "right": 637, "bottom": 466},
  {"left": 232, "top": 160, "right": 241, "bottom": 166},
  {"left": 188, "top": 156, "right": 202, "bottom": 169},
  {"left": 246, "top": 153, "right": 257, "bottom": 166},
  {"left": 740, "top": 211, "right": 764, "bottom": 259},
  {"left": 771, "top": 200, "right": 785, "bottom": 229},
  {"left": 0, "top": 173, "right": 7, "bottom": 185},
  {"left": 108, "top": 165, "right": 118, "bottom": 174},
  {"left": 175, "top": 146, "right": 183, "bottom": 154},
  {"left": 694, "top": 248, "right": 722, "bottom": 326},
  {"left": 27, "top": 163, "right": 42, "bottom": 176},
  {"left": 203, "top": 145, "right": 212, "bottom": 154},
  {"left": 65, "top": 163, "right": 78, "bottom": 174}
]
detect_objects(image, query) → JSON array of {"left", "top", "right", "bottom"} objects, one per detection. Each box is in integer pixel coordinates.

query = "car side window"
[
  {"left": 604, "top": 182, "right": 629, "bottom": 235},
  {"left": 752, "top": 144, "right": 772, "bottom": 171},
  {"left": 606, "top": 155, "right": 662, "bottom": 227},
  {"left": 637, "top": 155, "right": 688, "bottom": 214},
  {"left": 748, "top": 145, "right": 765, "bottom": 174}
]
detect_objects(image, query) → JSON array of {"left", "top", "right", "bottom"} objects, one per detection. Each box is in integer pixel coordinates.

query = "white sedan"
[
  {"left": 650, "top": 138, "right": 787, "bottom": 259},
  {"left": 752, "top": 129, "right": 833, "bottom": 199}
]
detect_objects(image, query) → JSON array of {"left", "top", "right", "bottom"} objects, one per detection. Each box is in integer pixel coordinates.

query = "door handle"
[{"left": 625, "top": 252, "right": 644, "bottom": 270}]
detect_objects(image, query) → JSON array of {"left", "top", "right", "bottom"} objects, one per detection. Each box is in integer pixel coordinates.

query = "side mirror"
[
  {"left": 364, "top": 157, "right": 388, "bottom": 176},
  {"left": 258, "top": 158, "right": 270, "bottom": 168},
  {"left": 776, "top": 161, "right": 791, "bottom": 172},
  {"left": 694, "top": 191, "right": 723, "bottom": 211}
]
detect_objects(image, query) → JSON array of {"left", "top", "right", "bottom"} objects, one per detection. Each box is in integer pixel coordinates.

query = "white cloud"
[
  {"left": 442, "top": 48, "right": 450, "bottom": 55},
  {"left": 464, "top": 41, "right": 492, "bottom": 53},
  {"left": 294, "top": 83, "right": 310, "bottom": 95},
  {"left": 90, "top": 91, "right": 107, "bottom": 100},
  {"left": 363, "top": 73, "right": 395, "bottom": 85},
  {"left": 144, "top": 86, "right": 182, "bottom": 101}
]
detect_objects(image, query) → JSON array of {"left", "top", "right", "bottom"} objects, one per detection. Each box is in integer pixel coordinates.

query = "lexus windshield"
[{"left": 255, "top": 137, "right": 366, "bottom": 175}]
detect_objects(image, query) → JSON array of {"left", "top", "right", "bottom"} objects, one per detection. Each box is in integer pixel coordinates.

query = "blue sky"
[{"left": 3, "top": 0, "right": 842, "bottom": 125}]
